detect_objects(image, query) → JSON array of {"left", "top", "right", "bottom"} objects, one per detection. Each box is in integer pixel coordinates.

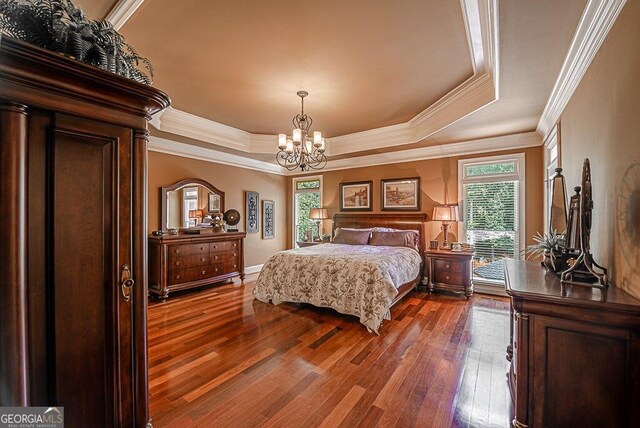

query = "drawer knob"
[
  {"left": 175, "top": 261, "right": 180, "bottom": 266},
  {"left": 213, "top": 245, "right": 217, "bottom": 249},
  {"left": 201, "top": 270, "right": 206, "bottom": 275},
  {"left": 200, "top": 246, "right": 205, "bottom": 251},
  {"left": 233, "top": 243, "right": 237, "bottom": 247},
  {"left": 201, "top": 257, "right": 206, "bottom": 262},
  {"left": 446, "top": 264, "right": 450, "bottom": 269},
  {"left": 215, "top": 268, "right": 219, "bottom": 272},
  {"left": 514, "top": 340, "right": 517, "bottom": 349},
  {"left": 176, "top": 274, "right": 181, "bottom": 279},
  {"left": 233, "top": 264, "right": 237, "bottom": 268},
  {"left": 175, "top": 249, "right": 180, "bottom": 254},
  {"left": 445, "top": 275, "right": 450, "bottom": 280},
  {"left": 214, "top": 255, "right": 219, "bottom": 260},
  {"left": 233, "top": 253, "right": 237, "bottom": 257}
]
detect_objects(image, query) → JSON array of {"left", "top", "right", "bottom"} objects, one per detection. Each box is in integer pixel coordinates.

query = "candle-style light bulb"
[{"left": 278, "top": 134, "right": 287, "bottom": 150}]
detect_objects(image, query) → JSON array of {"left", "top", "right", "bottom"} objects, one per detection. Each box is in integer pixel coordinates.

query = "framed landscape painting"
[
  {"left": 381, "top": 177, "right": 420, "bottom": 211},
  {"left": 340, "top": 180, "right": 373, "bottom": 211}
]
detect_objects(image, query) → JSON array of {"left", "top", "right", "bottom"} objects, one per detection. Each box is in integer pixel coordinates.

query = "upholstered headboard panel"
[{"left": 332, "top": 213, "right": 428, "bottom": 254}]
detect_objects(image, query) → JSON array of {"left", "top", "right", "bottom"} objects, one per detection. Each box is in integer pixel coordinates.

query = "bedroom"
[{"left": 0, "top": 0, "right": 639, "bottom": 427}]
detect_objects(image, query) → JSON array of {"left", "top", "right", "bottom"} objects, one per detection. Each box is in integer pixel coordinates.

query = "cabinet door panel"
[{"left": 51, "top": 114, "right": 133, "bottom": 427}]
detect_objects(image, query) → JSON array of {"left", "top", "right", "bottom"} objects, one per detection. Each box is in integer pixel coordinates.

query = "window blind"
[{"left": 464, "top": 180, "right": 519, "bottom": 281}]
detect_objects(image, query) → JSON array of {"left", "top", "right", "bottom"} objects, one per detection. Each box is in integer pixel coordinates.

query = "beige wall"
[
  {"left": 559, "top": 1, "right": 640, "bottom": 298},
  {"left": 148, "top": 151, "right": 289, "bottom": 267},
  {"left": 296, "top": 146, "right": 544, "bottom": 248}
]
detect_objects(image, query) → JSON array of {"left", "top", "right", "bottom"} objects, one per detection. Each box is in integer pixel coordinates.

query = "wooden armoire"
[{"left": 0, "top": 36, "right": 170, "bottom": 427}]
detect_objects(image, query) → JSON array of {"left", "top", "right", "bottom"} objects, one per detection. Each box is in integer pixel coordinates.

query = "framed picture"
[
  {"left": 208, "top": 193, "right": 221, "bottom": 212},
  {"left": 381, "top": 177, "right": 421, "bottom": 211},
  {"left": 262, "top": 200, "right": 275, "bottom": 239},
  {"left": 245, "top": 191, "right": 259, "bottom": 233},
  {"left": 339, "top": 180, "right": 373, "bottom": 211}
]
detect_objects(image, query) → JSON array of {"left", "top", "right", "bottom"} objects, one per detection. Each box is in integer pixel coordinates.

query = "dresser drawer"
[
  {"left": 210, "top": 240, "right": 239, "bottom": 253},
  {"left": 209, "top": 250, "right": 239, "bottom": 263},
  {"left": 434, "top": 259, "right": 463, "bottom": 273},
  {"left": 168, "top": 243, "right": 209, "bottom": 256},
  {"left": 434, "top": 270, "right": 463, "bottom": 285},
  {"left": 169, "top": 254, "right": 210, "bottom": 271},
  {"left": 211, "top": 261, "right": 240, "bottom": 275},
  {"left": 169, "top": 265, "right": 223, "bottom": 285}
]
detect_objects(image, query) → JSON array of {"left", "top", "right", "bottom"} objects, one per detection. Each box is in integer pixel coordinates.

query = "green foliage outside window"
[
  {"left": 296, "top": 191, "right": 320, "bottom": 241},
  {"left": 465, "top": 182, "right": 516, "bottom": 231},
  {"left": 465, "top": 162, "right": 515, "bottom": 177}
]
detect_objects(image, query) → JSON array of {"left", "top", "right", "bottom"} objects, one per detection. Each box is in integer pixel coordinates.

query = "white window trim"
[
  {"left": 458, "top": 153, "right": 526, "bottom": 285},
  {"left": 291, "top": 175, "right": 323, "bottom": 247},
  {"left": 544, "top": 124, "right": 559, "bottom": 233}
]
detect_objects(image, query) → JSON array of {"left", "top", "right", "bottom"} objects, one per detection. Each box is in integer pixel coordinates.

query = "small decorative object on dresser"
[
  {"left": 381, "top": 177, "right": 420, "bottom": 211},
  {"left": 223, "top": 209, "right": 241, "bottom": 232},
  {"left": 340, "top": 181, "right": 373, "bottom": 211},
  {"left": 245, "top": 191, "right": 259, "bottom": 233},
  {"left": 149, "top": 230, "right": 246, "bottom": 299},
  {"left": 425, "top": 249, "right": 474, "bottom": 298},
  {"left": 262, "top": 200, "right": 275, "bottom": 239}
]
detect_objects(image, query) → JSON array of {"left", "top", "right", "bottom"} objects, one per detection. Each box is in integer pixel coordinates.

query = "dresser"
[
  {"left": 149, "top": 231, "right": 246, "bottom": 299},
  {"left": 505, "top": 260, "right": 640, "bottom": 428},
  {"left": 424, "top": 249, "right": 474, "bottom": 297},
  {"left": 0, "top": 37, "right": 170, "bottom": 426}
]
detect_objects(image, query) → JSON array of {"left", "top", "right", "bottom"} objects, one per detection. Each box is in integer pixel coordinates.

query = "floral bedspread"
[{"left": 253, "top": 243, "right": 422, "bottom": 333}]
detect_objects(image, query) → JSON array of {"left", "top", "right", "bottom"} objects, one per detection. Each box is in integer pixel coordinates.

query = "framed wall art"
[
  {"left": 245, "top": 191, "right": 259, "bottom": 233},
  {"left": 339, "top": 180, "right": 373, "bottom": 211},
  {"left": 262, "top": 200, "right": 275, "bottom": 239},
  {"left": 381, "top": 177, "right": 420, "bottom": 211}
]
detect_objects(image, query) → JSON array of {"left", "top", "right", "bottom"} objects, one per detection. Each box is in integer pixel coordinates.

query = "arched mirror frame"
[{"left": 160, "top": 178, "right": 225, "bottom": 230}]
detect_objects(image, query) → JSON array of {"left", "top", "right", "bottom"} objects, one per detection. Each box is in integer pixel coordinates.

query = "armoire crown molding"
[
  {"left": 537, "top": 0, "right": 627, "bottom": 139},
  {"left": 148, "top": 0, "right": 499, "bottom": 158}
]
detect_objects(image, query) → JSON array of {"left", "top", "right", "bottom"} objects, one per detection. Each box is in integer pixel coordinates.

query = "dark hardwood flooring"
[{"left": 148, "top": 276, "right": 512, "bottom": 427}]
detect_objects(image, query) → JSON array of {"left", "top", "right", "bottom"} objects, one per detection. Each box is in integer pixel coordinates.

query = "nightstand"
[
  {"left": 424, "top": 249, "right": 474, "bottom": 298},
  {"left": 296, "top": 241, "right": 322, "bottom": 248}
]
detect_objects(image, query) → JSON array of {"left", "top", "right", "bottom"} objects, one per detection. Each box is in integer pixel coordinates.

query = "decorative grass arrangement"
[{"left": 0, "top": 0, "right": 153, "bottom": 84}]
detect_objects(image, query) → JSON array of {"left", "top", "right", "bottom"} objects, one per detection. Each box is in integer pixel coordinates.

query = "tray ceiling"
[{"left": 119, "top": 0, "right": 473, "bottom": 137}]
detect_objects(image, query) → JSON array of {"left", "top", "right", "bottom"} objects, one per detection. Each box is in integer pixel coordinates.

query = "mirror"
[
  {"left": 160, "top": 178, "right": 225, "bottom": 230},
  {"left": 549, "top": 167, "right": 568, "bottom": 234}
]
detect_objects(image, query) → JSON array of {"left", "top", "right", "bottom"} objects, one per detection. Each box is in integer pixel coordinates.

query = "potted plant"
[
  {"left": 524, "top": 230, "right": 567, "bottom": 273},
  {"left": 0, "top": 0, "right": 153, "bottom": 84}
]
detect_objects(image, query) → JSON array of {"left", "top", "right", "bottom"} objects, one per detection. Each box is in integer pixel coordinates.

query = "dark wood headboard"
[{"left": 332, "top": 213, "right": 428, "bottom": 253}]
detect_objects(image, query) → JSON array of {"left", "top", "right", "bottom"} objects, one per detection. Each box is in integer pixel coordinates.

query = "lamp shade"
[
  {"left": 309, "top": 208, "right": 329, "bottom": 220},
  {"left": 432, "top": 205, "right": 459, "bottom": 222}
]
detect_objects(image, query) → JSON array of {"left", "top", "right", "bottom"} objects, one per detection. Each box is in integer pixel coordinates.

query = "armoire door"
[{"left": 48, "top": 113, "right": 135, "bottom": 427}]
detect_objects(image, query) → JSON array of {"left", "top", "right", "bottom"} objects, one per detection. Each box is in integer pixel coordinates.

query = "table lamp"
[
  {"left": 432, "top": 205, "right": 459, "bottom": 249},
  {"left": 309, "top": 208, "right": 329, "bottom": 241}
]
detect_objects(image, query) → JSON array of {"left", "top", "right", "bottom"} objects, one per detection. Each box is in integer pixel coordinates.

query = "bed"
[{"left": 253, "top": 214, "right": 427, "bottom": 333}]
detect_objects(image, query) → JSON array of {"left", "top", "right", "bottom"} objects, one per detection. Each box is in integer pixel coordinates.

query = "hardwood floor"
[{"left": 148, "top": 276, "right": 513, "bottom": 427}]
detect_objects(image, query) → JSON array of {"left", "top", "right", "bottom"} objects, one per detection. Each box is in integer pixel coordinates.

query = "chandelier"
[{"left": 276, "top": 91, "right": 327, "bottom": 171}]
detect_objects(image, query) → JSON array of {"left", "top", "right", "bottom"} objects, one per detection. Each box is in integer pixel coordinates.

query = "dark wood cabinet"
[
  {"left": 505, "top": 260, "right": 640, "bottom": 428},
  {"left": 424, "top": 249, "right": 474, "bottom": 297},
  {"left": 0, "top": 37, "right": 170, "bottom": 427},
  {"left": 149, "top": 231, "right": 246, "bottom": 299}
]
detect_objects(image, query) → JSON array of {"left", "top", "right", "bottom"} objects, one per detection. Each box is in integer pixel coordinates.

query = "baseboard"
[{"left": 245, "top": 264, "right": 264, "bottom": 275}]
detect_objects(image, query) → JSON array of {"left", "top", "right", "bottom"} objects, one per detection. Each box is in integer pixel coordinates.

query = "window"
[
  {"left": 544, "top": 124, "right": 559, "bottom": 230},
  {"left": 182, "top": 187, "right": 199, "bottom": 227},
  {"left": 292, "top": 177, "right": 322, "bottom": 245},
  {"left": 459, "top": 154, "right": 525, "bottom": 285}
]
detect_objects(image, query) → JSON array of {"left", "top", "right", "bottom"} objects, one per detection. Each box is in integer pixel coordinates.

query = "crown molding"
[
  {"left": 105, "top": 0, "right": 145, "bottom": 30},
  {"left": 289, "top": 131, "right": 541, "bottom": 175},
  {"left": 149, "top": 0, "right": 499, "bottom": 158},
  {"left": 148, "top": 131, "right": 540, "bottom": 177},
  {"left": 537, "top": 0, "right": 627, "bottom": 139},
  {"left": 148, "top": 136, "right": 287, "bottom": 175}
]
